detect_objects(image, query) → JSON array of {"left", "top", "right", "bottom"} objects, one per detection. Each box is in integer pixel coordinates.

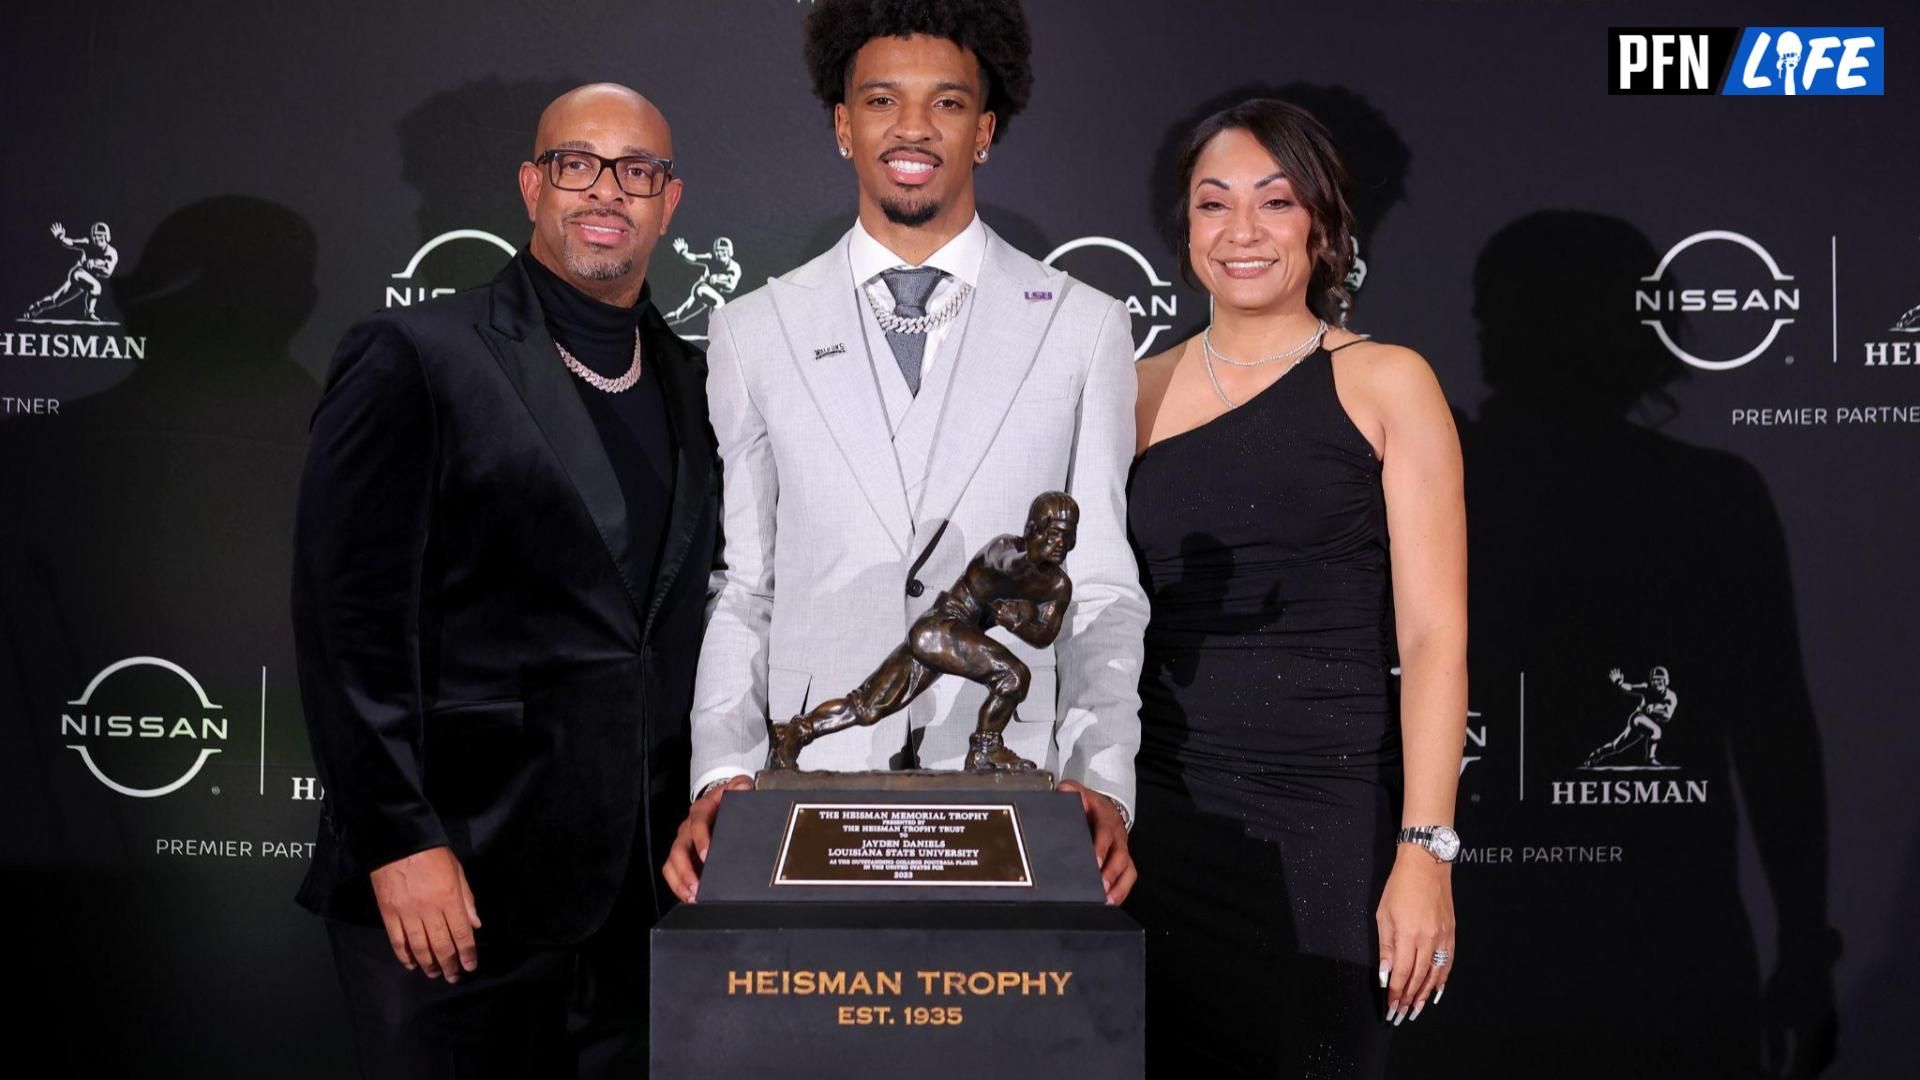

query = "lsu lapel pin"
[
  {"left": 813, "top": 342, "right": 847, "bottom": 359},
  {"left": 1023, "top": 290, "right": 1054, "bottom": 302}
]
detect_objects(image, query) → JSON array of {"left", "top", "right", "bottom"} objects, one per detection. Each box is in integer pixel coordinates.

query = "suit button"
[{"left": 906, "top": 579, "right": 925, "bottom": 598}]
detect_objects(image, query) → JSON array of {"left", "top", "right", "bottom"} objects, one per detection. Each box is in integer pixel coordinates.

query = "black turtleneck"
[{"left": 521, "top": 252, "right": 676, "bottom": 601}]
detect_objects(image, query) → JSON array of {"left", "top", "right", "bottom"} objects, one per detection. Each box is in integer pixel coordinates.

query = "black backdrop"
[{"left": 2, "top": 1, "right": 1914, "bottom": 1076}]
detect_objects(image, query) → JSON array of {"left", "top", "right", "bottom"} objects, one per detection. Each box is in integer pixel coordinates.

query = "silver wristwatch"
[{"left": 1396, "top": 825, "right": 1461, "bottom": 863}]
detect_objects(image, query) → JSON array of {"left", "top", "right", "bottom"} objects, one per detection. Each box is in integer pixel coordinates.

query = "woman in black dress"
[{"left": 1124, "top": 99, "right": 1466, "bottom": 1078}]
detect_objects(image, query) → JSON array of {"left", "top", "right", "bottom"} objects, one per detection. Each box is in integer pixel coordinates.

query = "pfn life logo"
[
  {"left": 1724, "top": 28, "right": 1883, "bottom": 95},
  {"left": 1609, "top": 27, "right": 1883, "bottom": 95}
]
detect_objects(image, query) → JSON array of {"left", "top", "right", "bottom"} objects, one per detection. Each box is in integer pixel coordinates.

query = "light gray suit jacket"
[{"left": 689, "top": 224, "right": 1147, "bottom": 816}]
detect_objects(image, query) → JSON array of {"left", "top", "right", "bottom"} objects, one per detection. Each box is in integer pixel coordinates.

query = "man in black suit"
[{"left": 292, "top": 83, "right": 716, "bottom": 1078}]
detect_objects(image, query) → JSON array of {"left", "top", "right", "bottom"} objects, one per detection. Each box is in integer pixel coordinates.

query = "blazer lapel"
[
  {"left": 915, "top": 228, "right": 1070, "bottom": 526},
  {"left": 642, "top": 308, "right": 715, "bottom": 638},
  {"left": 769, "top": 233, "right": 913, "bottom": 555},
  {"left": 479, "top": 260, "right": 646, "bottom": 618}
]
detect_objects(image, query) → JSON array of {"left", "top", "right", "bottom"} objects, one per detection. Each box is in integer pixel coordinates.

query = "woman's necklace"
[{"left": 1202, "top": 318, "right": 1330, "bottom": 409}]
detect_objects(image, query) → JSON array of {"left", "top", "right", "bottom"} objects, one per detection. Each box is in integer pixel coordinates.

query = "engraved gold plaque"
[{"left": 772, "top": 803, "right": 1034, "bottom": 887}]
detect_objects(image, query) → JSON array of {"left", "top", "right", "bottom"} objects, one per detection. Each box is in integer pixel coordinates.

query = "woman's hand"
[{"left": 1376, "top": 844, "right": 1456, "bottom": 1024}]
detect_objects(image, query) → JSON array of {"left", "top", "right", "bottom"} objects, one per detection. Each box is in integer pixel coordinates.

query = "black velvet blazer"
[{"left": 292, "top": 259, "right": 717, "bottom": 944}]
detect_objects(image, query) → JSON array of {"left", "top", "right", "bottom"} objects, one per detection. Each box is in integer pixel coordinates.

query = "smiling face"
[
  {"left": 518, "top": 84, "right": 682, "bottom": 303},
  {"left": 834, "top": 34, "right": 994, "bottom": 238},
  {"left": 1186, "top": 126, "right": 1319, "bottom": 316}
]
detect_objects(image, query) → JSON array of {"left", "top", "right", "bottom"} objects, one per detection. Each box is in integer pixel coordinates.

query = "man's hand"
[
  {"left": 663, "top": 775, "right": 755, "bottom": 903},
  {"left": 368, "top": 845, "right": 482, "bottom": 982},
  {"left": 1058, "top": 778, "right": 1136, "bottom": 905}
]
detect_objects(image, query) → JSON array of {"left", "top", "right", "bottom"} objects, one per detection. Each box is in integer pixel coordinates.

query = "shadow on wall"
[
  {"left": 400, "top": 75, "right": 585, "bottom": 243},
  {"left": 1390, "top": 210, "right": 1838, "bottom": 1079},
  {"left": 392, "top": 76, "right": 585, "bottom": 298},
  {"left": 0, "top": 195, "right": 346, "bottom": 1078}
]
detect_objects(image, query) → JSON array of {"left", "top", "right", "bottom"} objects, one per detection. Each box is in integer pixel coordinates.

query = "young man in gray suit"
[{"left": 663, "top": 0, "right": 1143, "bottom": 906}]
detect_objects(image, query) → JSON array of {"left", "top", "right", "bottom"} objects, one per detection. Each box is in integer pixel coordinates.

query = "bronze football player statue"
[{"left": 768, "top": 491, "right": 1079, "bottom": 773}]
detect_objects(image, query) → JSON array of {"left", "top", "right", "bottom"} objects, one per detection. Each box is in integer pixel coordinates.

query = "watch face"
[{"left": 1430, "top": 826, "right": 1462, "bottom": 861}]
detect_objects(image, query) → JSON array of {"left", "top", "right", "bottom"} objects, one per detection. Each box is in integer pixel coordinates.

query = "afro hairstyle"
[{"left": 804, "top": 0, "right": 1033, "bottom": 142}]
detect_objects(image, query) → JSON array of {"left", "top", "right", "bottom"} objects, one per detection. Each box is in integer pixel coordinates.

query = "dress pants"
[{"left": 325, "top": 858, "right": 657, "bottom": 1079}]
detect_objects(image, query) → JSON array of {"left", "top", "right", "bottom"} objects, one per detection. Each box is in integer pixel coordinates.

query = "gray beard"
[
  {"left": 561, "top": 241, "right": 634, "bottom": 282},
  {"left": 880, "top": 195, "right": 940, "bottom": 228}
]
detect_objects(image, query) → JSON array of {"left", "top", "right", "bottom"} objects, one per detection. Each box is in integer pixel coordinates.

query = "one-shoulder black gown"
[{"left": 1125, "top": 346, "right": 1398, "bottom": 1078}]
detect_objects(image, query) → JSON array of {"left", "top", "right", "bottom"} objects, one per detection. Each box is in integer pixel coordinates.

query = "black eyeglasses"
[{"left": 535, "top": 149, "right": 675, "bottom": 198}]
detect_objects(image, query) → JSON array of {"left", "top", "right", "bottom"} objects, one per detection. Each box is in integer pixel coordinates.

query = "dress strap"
[{"left": 1327, "top": 335, "right": 1373, "bottom": 353}]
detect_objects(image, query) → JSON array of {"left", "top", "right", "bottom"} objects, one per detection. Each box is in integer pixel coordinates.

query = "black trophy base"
[{"left": 650, "top": 903, "right": 1143, "bottom": 1079}]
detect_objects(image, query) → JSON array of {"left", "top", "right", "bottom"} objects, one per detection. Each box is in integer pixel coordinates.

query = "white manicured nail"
[
  {"left": 1378, "top": 964, "right": 1390, "bottom": 988},
  {"left": 1393, "top": 1009, "right": 1405, "bottom": 1027},
  {"left": 1434, "top": 986, "right": 1445, "bottom": 1005},
  {"left": 1410, "top": 1000, "right": 1426, "bottom": 1022}
]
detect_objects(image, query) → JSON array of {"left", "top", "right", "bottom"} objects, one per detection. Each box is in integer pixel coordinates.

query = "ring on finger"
[{"left": 1431, "top": 948, "right": 1451, "bottom": 968}]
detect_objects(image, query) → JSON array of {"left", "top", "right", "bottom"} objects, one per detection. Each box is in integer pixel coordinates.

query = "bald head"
[
  {"left": 518, "top": 82, "right": 683, "bottom": 308},
  {"left": 533, "top": 83, "right": 673, "bottom": 159}
]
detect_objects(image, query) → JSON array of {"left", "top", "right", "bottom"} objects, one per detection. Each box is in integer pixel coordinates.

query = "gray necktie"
[{"left": 879, "top": 266, "right": 946, "bottom": 396}]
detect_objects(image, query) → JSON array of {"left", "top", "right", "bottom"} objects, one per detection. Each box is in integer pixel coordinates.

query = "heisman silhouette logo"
[
  {"left": 1890, "top": 245, "right": 1920, "bottom": 335},
  {"left": 22, "top": 221, "right": 121, "bottom": 325},
  {"left": 1859, "top": 240, "right": 1920, "bottom": 368},
  {"left": 3, "top": 218, "right": 148, "bottom": 359},
  {"left": 60, "top": 656, "right": 230, "bottom": 798},
  {"left": 1345, "top": 236, "right": 1368, "bottom": 291},
  {"left": 1581, "top": 666, "right": 1680, "bottom": 771},
  {"left": 665, "top": 235, "right": 743, "bottom": 342},
  {"left": 1552, "top": 665, "right": 1708, "bottom": 805},
  {"left": 1893, "top": 301, "right": 1920, "bottom": 334}
]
